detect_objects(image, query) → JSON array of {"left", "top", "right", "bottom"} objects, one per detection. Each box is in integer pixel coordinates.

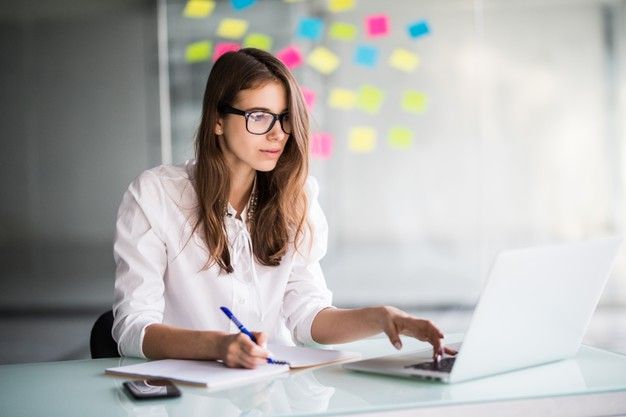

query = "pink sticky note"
[
  {"left": 276, "top": 45, "right": 303, "bottom": 70},
  {"left": 213, "top": 42, "right": 240, "bottom": 61},
  {"left": 300, "top": 86, "right": 316, "bottom": 111},
  {"left": 311, "top": 132, "right": 333, "bottom": 159},
  {"left": 365, "top": 14, "right": 389, "bottom": 37}
]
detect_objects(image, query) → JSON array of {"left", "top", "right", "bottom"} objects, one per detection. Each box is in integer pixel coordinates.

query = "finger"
[
  {"left": 253, "top": 331, "right": 268, "bottom": 349},
  {"left": 237, "top": 349, "right": 265, "bottom": 369},
  {"left": 444, "top": 346, "right": 458, "bottom": 356}
]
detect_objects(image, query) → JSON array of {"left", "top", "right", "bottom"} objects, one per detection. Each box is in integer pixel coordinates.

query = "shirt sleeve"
[
  {"left": 112, "top": 170, "right": 167, "bottom": 358},
  {"left": 282, "top": 176, "right": 334, "bottom": 346}
]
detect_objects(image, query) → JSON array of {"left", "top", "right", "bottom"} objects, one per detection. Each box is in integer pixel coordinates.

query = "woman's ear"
[{"left": 214, "top": 118, "right": 224, "bottom": 136}]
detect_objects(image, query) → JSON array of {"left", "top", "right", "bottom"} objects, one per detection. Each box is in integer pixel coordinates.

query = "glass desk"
[{"left": 1, "top": 335, "right": 626, "bottom": 417}]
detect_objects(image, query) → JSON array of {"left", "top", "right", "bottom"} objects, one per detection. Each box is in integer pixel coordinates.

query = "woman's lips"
[{"left": 260, "top": 149, "right": 282, "bottom": 158}]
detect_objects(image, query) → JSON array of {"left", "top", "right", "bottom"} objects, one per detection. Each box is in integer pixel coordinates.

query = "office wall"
[
  {"left": 164, "top": 0, "right": 626, "bottom": 307},
  {"left": 0, "top": 0, "right": 160, "bottom": 311}
]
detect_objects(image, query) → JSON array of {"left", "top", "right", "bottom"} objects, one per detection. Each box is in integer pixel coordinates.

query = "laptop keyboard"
[{"left": 404, "top": 357, "right": 456, "bottom": 373}]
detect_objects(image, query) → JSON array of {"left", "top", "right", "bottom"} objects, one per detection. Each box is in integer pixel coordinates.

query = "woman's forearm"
[
  {"left": 142, "top": 323, "right": 228, "bottom": 360},
  {"left": 311, "top": 307, "right": 385, "bottom": 344}
]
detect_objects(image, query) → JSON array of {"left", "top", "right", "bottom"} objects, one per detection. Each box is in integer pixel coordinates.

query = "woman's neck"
[{"left": 229, "top": 167, "right": 256, "bottom": 215}]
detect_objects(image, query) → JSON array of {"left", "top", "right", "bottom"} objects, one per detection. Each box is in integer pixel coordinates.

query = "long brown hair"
[{"left": 191, "top": 48, "right": 310, "bottom": 274}]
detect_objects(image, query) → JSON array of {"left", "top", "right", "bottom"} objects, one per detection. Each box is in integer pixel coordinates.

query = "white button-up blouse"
[{"left": 112, "top": 161, "right": 333, "bottom": 358}]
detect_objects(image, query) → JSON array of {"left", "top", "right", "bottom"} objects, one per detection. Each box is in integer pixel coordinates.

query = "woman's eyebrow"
[{"left": 243, "top": 106, "right": 289, "bottom": 113}]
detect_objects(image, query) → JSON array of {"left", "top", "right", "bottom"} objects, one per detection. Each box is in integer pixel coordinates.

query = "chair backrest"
[{"left": 90, "top": 310, "right": 120, "bottom": 358}]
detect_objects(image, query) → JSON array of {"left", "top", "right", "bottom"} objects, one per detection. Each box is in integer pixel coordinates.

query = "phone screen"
[{"left": 123, "top": 379, "right": 181, "bottom": 399}]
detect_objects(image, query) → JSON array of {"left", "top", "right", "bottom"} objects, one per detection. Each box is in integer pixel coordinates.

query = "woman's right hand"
[{"left": 219, "top": 331, "right": 270, "bottom": 368}]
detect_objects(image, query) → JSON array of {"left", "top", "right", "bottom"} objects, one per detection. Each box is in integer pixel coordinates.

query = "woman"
[{"left": 112, "top": 48, "right": 456, "bottom": 368}]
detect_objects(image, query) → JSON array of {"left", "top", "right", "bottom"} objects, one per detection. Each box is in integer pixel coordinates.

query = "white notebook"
[{"left": 105, "top": 344, "right": 359, "bottom": 390}]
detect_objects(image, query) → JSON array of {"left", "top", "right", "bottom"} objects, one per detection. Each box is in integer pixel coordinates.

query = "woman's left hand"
[{"left": 377, "top": 306, "right": 458, "bottom": 360}]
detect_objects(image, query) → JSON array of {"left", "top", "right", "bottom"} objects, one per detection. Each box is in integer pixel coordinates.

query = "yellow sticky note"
[
  {"left": 216, "top": 18, "right": 249, "bottom": 39},
  {"left": 307, "top": 47, "right": 340, "bottom": 75},
  {"left": 357, "top": 85, "right": 384, "bottom": 114},
  {"left": 185, "top": 41, "right": 212, "bottom": 63},
  {"left": 349, "top": 127, "right": 376, "bottom": 153},
  {"left": 402, "top": 91, "right": 428, "bottom": 113},
  {"left": 328, "top": 0, "right": 356, "bottom": 13},
  {"left": 329, "top": 22, "right": 357, "bottom": 41},
  {"left": 328, "top": 88, "right": 357, "bottom": 110},
  {"left": 388, "top": 127, "right": 414, "bottom": 149},
  {"left": 389, "top": 48, "right": 420, "bottom": 72},
  {"left": 243, "top": 33, "right": 273, "bottom": 51},
  {"left": 183, "top": 0, "right": 216, "bottom": 18}
]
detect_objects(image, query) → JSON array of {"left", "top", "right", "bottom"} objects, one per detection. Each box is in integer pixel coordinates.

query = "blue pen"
[{"left": 220, "top": 306, "right": 290, "bottom": 366}]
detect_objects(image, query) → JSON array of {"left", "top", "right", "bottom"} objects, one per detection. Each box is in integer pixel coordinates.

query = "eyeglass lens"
[{"left": 247, "top": 111, "right": 291, "bottom": 134}]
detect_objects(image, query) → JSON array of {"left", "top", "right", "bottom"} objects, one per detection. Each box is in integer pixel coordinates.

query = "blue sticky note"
[
  {"left": 231, "top": 0, "right": 256, "bottom": 11},
  {"left": 408, "top": 20, "right": 431, "bottom": 38},
  {"left": 354, "top": 44, "right": 379, "bottom": 68},
  {"left": 297, "top": 17, "right": 325, "bottom": 40}
]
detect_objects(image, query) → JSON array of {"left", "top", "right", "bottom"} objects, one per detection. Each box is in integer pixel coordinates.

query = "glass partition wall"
[{"left": 159, "top": 0, "right": 626, "bottom": 308}]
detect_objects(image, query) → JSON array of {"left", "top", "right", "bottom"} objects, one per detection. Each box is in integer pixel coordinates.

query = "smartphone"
[{"left": 123, "top": 379, "right": 181, "bottom": 399}]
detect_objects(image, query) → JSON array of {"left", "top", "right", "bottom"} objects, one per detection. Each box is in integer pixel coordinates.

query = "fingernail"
[{"left": 394, "top": 341, "right": 402, "bottom": 350}]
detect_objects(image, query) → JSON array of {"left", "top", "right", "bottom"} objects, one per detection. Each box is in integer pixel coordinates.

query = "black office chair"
[{"left": 90, "top": 310, "right": 120, "bottom": 358}]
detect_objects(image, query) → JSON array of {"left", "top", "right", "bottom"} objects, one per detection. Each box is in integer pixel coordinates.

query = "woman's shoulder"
[{"left": 128, "top": 160, "right": 196, "bottom": 203}]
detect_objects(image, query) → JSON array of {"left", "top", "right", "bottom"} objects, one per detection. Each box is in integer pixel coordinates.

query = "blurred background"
[{"left": 1, "top": 0, "right": 625, "bottom": 364}]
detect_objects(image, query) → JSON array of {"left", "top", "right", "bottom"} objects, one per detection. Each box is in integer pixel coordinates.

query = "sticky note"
[
  {"left": 276, "top": 45, "right": 303, "bottom": 69},
  {"left": 216, "top": 18, "right": 249, "bottom": 39},
  {"left": 329, "top": 22, "right": 357, "bottom": 41},
  {"left": 231, "top": 0, "right": 256, "bottom": 11},
  {"left": 389, "top": 48, "right": 420, "bottom": 72},
  {"left": 357, "top": 85, "right": 384, "bottom": 114},
  {"left": 243, "top": 33, "right": 273, "bottom": 51},
  {"left": 311, "top": 132, "right": 333, "bottom": 159},
  {"left": 328, "top": 0, "right": 355, "bottom": 13},
  {"left": 349, "top": 127, "right": 376, "bottom": 153},
  {"left": 328, "top": 88, "right": 356, "bottom": 110},
  {"left": 183, "top": 0, "right": 215, "bottom": 18},
  {"left": 402, "top": 91, "right": 428, "bottom": 113},
  {"left": 365, "top": 14, "right": 389, "bottom": 37},
  {"left": 408, "top": 20, "right": 431, "bottom": 38},
  {"left": 307, "top": 47, "right": 340, "bottom": 75},
  {"left": 297, "top": 17, "right": 325, "bottom": 41},
  {"left": 213, "top": 42, "right": 240, "bottom": 61},
  {"left": 354, "top": 45, "right": 379, "bottom": 68},
  {"left": 185, "top": 41, "right": 212, "bottom": 63},
  {"left": 300, "top": 86, "right": 316, "bottom": 111},
  {"left": 388, "top": 127, "right": 414, "bottom": 149}
]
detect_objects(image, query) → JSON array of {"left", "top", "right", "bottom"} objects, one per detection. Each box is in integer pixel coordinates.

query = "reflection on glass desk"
[{"left": 1, "top": 335, "right": 626, "bottom": 417}]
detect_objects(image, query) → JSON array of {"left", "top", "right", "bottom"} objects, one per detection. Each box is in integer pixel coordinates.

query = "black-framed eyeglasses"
[{"left": 219, "top": 104, "right": 291, "bottom": 135}]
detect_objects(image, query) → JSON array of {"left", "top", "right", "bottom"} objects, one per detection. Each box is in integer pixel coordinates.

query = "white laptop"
[{"left": 344, "top": 237, "right": 622, "bottom": 383}]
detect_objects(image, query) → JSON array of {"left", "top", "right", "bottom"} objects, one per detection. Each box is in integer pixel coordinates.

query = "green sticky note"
[
  {"left": 388, "top": 127, "right": 414, "bottom": 149},
  {"left": 243, "top": 33, "right": 273, "bottom": 51},
  {"left": 185, "top": 41, "right": 212, "bottom": 63},
  {"left": 402, "top": 91, "right": 428, "bottom": 113},
  {"left": 357, "top": 85, "right": 384, "bottom": 114},
  {"left": 348, "top": 127, "right": 376, "bottom": 153},
  {"left": 329, "top": 22, "right": 357, "bottom": 41}
]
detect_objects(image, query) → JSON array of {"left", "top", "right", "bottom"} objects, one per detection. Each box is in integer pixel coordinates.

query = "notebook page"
[{"left": 106, "top": 359, "right": 289, "bottom": 389}]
